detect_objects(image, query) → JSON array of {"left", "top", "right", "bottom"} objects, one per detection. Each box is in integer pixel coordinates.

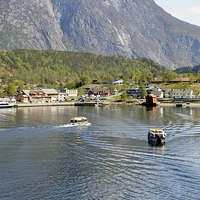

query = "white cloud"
[{"left": 188, "top": 6, "right": 200, "bottom": 14}]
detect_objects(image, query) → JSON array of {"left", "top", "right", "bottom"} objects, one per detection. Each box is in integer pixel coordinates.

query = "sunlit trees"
[
  {"left": 78, "top": 88, "right": 86, "bottom": 95},
  {"left": 65, "top": 82, "right": 76, "bottom": 89},
  {"left": 0, "top": 49, "right": 171, "bottom": 88},
  {"left": 80, "top": 75, "right": 90, "bottom": 85},
  {"left": 121, "top": 91, "right": 127, "bottom": 101},
  {"left": 169, "top": 91, "right": 174, "bottom": 98},
  {"left": 7, "top": 83, "right": 16, "bottom": 96},
  {"left": 140, "top": 84, "right": 147, "bottom": 98}
]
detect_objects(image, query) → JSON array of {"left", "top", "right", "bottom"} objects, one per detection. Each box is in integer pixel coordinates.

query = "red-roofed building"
[{"left": 169, "top": 78, "right": 190, "bottom": 83}]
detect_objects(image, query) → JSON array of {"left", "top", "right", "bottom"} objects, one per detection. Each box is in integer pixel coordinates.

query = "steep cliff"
[{"left": 0, "top": 0, "right": 200, "bottom": 69}]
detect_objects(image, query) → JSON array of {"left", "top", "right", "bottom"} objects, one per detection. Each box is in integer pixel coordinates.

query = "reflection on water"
[{"left": 0, "top": 105, "right": 200, "bottom": 199}]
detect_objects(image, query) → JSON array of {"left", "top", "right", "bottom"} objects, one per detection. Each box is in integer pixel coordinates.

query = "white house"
[
  {"left": 57, "top": 88, "right": 78, "bottom": 101},
  {"left": 113, "top": 79, "right": 124, "bottom": 85},
  {"left": 125, "top": 85, "right": 163, "bottom": 98},
  {"left": 151, "top": 88, "right": 163, "bottom": 99},
  {"left": 125, "top": 87, "right": 140, "bottom": 97},
  {"left": 165, "top": 89, "right": 193, "bottom": 99}
]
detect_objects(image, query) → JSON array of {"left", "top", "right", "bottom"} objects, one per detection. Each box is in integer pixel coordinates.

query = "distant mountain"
[{"left": 0, "top": 0, "right": 200, "bottom": 69}]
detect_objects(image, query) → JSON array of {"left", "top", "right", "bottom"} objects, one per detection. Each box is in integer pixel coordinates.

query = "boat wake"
[{"left": 59, "top": 123, "right": 91, "bottom": 128}]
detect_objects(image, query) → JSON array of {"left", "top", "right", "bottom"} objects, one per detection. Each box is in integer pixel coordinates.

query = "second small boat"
[{"left": 70, "top": 117, "right": 89, "bottom": 126}]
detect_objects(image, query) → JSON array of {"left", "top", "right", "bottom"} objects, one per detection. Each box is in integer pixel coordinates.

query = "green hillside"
[
  {"left": 174, "top": 65, "right": 200, "bottom": 74},
  {"left": 0, "top": 49, "right": 170, "bottom": 88}
]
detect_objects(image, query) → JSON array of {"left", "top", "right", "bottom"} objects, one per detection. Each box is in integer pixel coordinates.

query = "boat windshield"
[
  {"left": 152, "top": 130, "right": 163, "bottom": 134},
  {"left": 71, "top": 118, "right": 87, "bottom": 123}
]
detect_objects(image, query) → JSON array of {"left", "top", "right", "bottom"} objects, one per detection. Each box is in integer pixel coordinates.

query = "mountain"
[{"left": 0, "top": 0, "right": 200, "bottom": 69}]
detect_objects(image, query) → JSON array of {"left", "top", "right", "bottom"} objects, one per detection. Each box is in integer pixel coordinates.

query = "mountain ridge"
[{"left": 0, "top": 0, "right": 200, "bottom": 69}]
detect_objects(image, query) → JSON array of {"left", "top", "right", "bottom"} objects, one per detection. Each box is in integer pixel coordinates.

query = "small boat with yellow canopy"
[{"left": 148, "top": 128, "right": 166, "bottom": 144}]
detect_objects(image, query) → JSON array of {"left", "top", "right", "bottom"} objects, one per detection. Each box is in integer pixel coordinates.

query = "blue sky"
[{"left": 154, "top": 0, "right": 200, "bottom": 26}]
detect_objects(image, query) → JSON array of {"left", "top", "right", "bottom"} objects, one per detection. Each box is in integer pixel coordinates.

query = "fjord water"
[{"left": 0, "top": 105, "right": 200, "bottom": 199}]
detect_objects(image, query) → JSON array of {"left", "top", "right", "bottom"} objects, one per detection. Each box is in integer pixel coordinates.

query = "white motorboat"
[
  {"left": 70, "top": 117, "right": 88, "bottom": 126},
  {"left": 0, "top": 101, "right": 15, "bottom": 108},
  {"left": 148, "top": 128, "right": 166, "bottom": 144},
  {"left": 95, "top": 102, "right": 105, "bottom": 107}
]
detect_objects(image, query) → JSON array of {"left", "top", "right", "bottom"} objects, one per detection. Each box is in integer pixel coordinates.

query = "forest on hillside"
[
  {"left": 0, "top": 49, "right": 170, "bottom": 89},
  {"left": 174, "top": 65, "right": 200, "bottom": 74}
]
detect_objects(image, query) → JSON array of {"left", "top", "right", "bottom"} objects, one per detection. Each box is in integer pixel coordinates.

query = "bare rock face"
[{"left": 0, "top": 0, "right": 200, "bottom": 69}]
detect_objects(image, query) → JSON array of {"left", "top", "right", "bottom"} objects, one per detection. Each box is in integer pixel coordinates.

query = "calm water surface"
[{"left": 0, "top": 105, "right": 200, "bottom": 199}]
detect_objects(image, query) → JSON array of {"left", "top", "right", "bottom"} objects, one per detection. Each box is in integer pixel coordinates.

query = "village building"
[
  {"left": 169, "top": 78, "right": 190, "bottom": 83},
  {"left": 128, "top": 79, "right": 136, "bottom": 85},
  {"left": 150, "top": 90, "right": 163, "bottom": 99},
  {"left": 57, "top": 88, "right": 78, "bottom": 101},
  {"left": 165, "top": 89, "right": 193, "bottom": 99},
  {"left": 92, "top": 80, "right": 99, "bottom": 84},
  {"left": 151, "top": 78, "right": 164, "bottom": 84},
  {"left": 101, "top": 80, "right": 110, "bottom": 84},
  {"left": 193, "top": 92, "right": 200, "bottom": 98},
  {"left": 88, "top": 87, "right": 110, "bottom": 97},
  {"left": 125, "top": 87, "right": 140, "bottom": 97},
  {"left": 125, "top": 85, "right": 163, "bottom": 98},
  {"left": 15, "top": 89, "right": 59, "bottom": 103},
  {"left": 146, "top": 94, "right": 158, "bottom": 104},
  {"left": 15, "top": 90, "right": 29, "bottom": 102},
  {"left": 113, "top": 79, "right": 124, "bottom": 85}
]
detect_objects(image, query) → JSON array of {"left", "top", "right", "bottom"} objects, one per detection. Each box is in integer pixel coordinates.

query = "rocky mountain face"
[{"left": 1, "top": 0, "right": 200, "bottom": 69}]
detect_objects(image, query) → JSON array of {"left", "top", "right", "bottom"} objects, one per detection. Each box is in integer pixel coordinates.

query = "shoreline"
[{"left": 14, "top": 101, "right": 200, "bottom": 107}]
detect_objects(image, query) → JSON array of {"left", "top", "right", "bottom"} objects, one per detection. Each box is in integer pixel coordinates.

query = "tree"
[
  {"left": 65, "top": 82, "right": 75, "bottom": 89},
  {"left": 80, "top": 75, "right": 90, "bottom": 85},
  {"left": 140, "top": 72, "right": 146, "bottom": 83},
  {"left": 165, "top": 72, "right": 172, "bottom": 81},
  {"left": 0, "top": 66, "right": 2, "bottom": 77},
  {"left": 2, "top": 71, "right": 9, "bottom": 83},
  {"left": 18, "top": 83, "right": 24, "bottom": 91},
  {"left": 169, "top": 91, "right": 174, "bottom": 98},
  {"left": 7, "top": 83, "right": 16, "bottom": 96},
  {"left": 108, "top": 76, "right": 114, "bottom": 84},
  {"left": 109, "top": 85, "right": 116, "bottom": 95},
  {"left": 78, "top": 88, "right": 86, "bottom": 95},
  {"left": 121, "top": 91, "right": 127, "bottom": 101},
  {"left": 189, "top": 73, "right": 195, "bottom": 84},
  {"left": 134, "top": 75, "right": 139, "bottom": 84},
  {"left": 140, "top": 84, "right": 147, "bottom": 98},
  {"left": 171, "top": 72, "right": 178, "bottom": 79},
  {"left": 122, "top": 74, "right": 129, "bottom": 84}
]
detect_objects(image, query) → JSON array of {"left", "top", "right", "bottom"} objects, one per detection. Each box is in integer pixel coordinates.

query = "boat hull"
[
  {"left": 176, "top": 103, "right": 186, "bottom": 107},
  {"left": 0, "top": 104, "right": 15, "bottom": 108},
  {"left": 148, "top": 136, "right": 165, "bottom": 145},
  {"left": 95, "top": 102, "right": 105, "bottom": 107},
  {"left": 70, "top": 116, "right": 89, "bottom": 126},
  {"left": 70, "top": 122, "right": 88, "bottom": 126}
]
